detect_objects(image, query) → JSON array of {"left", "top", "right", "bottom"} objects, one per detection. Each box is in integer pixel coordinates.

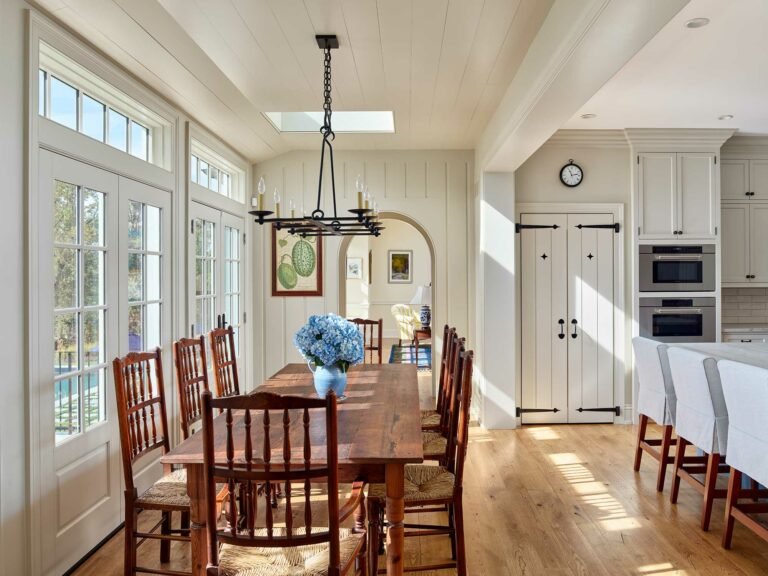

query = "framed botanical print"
[
  {"left": 272, "top": 226, "right": 323, "bottom": 296},
  {"left": 346, "top": 257, "right": 363, "bottom": 279},
  {"left": 388, "top": 250, "right": 412, "bottom": 284}
]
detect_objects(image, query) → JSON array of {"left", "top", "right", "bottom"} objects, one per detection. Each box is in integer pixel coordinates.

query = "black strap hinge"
[
  {"left": 577, "top": 406, "right": 621, "bottom": 416},
  {"left": 576, "top": 223, "right": 620, "bottom": 233},
  {"left": 516, "top": 223, "right": 560, "bottom": 233},
  {"left": 516, "top": 407, "right": 560, "bottom": 417}
]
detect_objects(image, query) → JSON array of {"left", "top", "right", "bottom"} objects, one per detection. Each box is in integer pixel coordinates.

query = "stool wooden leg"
[
  {"left": 634, "top": 414, "right": 649, "bottom": 472},
  {"left": 670, "top": 436, "right": 688, "bottom": 504},
  {"left": 723, "top": 467, "right": 741, "bottom": 549},
  {"left": 701, "top": 452, "right": 721, "bottom": 531},
  {"left": 657, "top": 424, "right": 673, "bottom": 492}
]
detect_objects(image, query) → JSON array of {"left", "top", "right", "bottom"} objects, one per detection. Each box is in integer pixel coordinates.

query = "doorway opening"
[{"left": 338, "top": 212, "right": 437, "bottom": 390}]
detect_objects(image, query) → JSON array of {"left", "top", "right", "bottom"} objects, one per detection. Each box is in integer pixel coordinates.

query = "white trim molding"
[
  {"left": 545, "top": 129, "right": 628, "bottom": 148},
  {"left": 624, "top": 128, "right": 736, "bottom": 152}
]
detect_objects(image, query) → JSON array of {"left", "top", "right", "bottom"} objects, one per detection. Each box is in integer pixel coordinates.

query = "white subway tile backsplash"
[{"left": 722, "top": 288, "right": 768, "bottom": 326}]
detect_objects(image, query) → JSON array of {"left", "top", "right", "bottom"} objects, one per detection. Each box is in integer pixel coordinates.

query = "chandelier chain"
[{"left": 321, "top": 46, "right": 334, "bottom": 139}]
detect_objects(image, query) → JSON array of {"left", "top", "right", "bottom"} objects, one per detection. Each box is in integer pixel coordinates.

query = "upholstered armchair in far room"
[{"left": 391, "top": 304, "right": 421, "bottom": 346}]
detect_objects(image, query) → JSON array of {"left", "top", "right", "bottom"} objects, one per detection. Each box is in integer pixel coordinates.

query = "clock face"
[{"left": 560, "top": 162, "right": 583, "bottom": 187}]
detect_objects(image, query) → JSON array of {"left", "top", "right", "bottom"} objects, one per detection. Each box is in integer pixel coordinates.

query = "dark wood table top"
[{"left": 162, "top": 363, "right": 424, "bottom": 467}]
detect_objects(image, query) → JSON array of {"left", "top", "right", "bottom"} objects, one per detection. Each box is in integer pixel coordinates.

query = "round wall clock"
[{"left": 560, "top": 159, "right": 583, "bottom": 187}]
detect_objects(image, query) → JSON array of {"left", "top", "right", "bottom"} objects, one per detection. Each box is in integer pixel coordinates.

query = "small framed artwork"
[
  {"left": 346, "top": 257, "right": 363, "bottom": 279},
  {"left": 388, "top": 250, "right": 412, "bottom": 284},
  {"left": 272, "top": 225, "right": 323, "bottom": 297}
]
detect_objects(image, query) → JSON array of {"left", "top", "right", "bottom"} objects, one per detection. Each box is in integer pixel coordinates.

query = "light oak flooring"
[{"left": 71, "top": 345, "right": 768, "bottom": 575}]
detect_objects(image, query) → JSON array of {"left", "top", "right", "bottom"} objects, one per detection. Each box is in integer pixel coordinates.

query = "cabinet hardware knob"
[
  {"left": 571, "top": 319, "right": 578, "bottom": 339},
  {"left": 558, "top": 319, "right": 565, "bottom": 340}
]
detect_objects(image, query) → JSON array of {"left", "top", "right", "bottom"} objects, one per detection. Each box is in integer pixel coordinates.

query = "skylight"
[{"left": 264, "top": 111, "right": 394, "bottom": 133}]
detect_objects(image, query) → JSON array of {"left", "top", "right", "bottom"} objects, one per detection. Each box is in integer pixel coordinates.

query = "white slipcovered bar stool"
[
  {"left": 667, "top": 347, "right": 731, "bottom": 531},
  {"left": 632, "top": 337, "right": 678, "bottom": 491},
  {"left": 717, "top": 360, "right": 768, "bottom": 549}
]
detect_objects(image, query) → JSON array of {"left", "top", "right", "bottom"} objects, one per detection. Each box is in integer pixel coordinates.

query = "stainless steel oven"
[
  {"left": 639, "top": 245, "right": 716, "bottom": 292},
  {"left": 639, "top": 297, "right": 717, "bottom": 343}
]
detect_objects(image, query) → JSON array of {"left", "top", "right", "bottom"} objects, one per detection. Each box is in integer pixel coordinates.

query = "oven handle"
[
  {"left": 654, "top": 308, "right": 703, "bottom": 315},
  {"left": 652, "top": 255, "right": 703, "bottom": 261}
]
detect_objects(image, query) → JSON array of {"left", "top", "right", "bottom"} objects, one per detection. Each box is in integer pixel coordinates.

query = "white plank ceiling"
[{"left": 33, "top": 0, "right": 554, "bottom": 161}]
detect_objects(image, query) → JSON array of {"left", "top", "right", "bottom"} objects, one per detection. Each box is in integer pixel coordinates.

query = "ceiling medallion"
[{"left": 249, "top": 35, "right": 383, "bottom": 237}]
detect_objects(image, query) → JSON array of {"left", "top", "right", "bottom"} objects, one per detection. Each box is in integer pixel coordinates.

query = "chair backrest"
[
  {"left": 632, "top": 337, "right": 676, "bottom": 425},
  {"left": 451, "top": 349, "right": 474, "bottom": 490},
  {"left": 441, "top": 334, "right": 465, "bottom": 435},
  {"left": 202, "top": 390, "right": 344, "bottom": 572},
  {"left": 391, "top": 304, "right": 418, "bottom": 341},
  {"left": 718, "top": 360, "right": 768, "bottom": 486},
  {"left": 435, "top": 325, "right": 453, "bottom": 414},
  {"left": 667, "top": 347, "right": 728, "bottom": 454},
  {"left": 112, "top": 348, "right": 171, "bottom": 493},
  {"left": 209, "top": 326, "right": 240, "bottom": 398},
  {"left": 349, "top": 318, "right": 383, "bottom": 364},
  {"left": 174, "top": 336, "right": 211, "bottom": 440}
]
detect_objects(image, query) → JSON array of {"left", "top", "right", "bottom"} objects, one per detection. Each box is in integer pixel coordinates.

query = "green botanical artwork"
[{"left": 272, "top": 226, "right": 323, "bottom": 296}]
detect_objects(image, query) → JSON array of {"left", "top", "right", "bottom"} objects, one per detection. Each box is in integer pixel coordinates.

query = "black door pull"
[
  {"left": 571, "top": 319, "right": 578, "bottom": 338},
  {"left": 558, "top": 319, "right": 565, "bottom": 339}
]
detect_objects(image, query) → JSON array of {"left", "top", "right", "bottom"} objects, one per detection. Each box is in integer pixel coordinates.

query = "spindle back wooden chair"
[
  {"left": 113, "top": 348, "right": 191, "bottom": 576},
  {"left": 201, "top": 390, "right": 368, "bottom": 576},
  {"left": 369, "top": 349, "right": 474, "bottom": 575},
  {"left": 420, "top": 325, "right": 453, "bottom": 431},
  {"left": 423, "top": 336, "right": 465, "bottom": 464},
  {"left": 174, "top": 335, "right": 211, "bottom": 440},
  {"left": 349, "top": 318, "right": 383, "bottom": 364},
  {"left": 210, "top": 326, "right": 241, "bottom": 398}
]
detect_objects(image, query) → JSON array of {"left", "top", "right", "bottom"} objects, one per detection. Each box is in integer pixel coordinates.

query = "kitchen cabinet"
[
  {"left": 638, "top": 152, "right": 717, "bottom": 239},
  {"left": 721, "top": 159, "right": 768, "bottom": 201},
  {"left": 721, "top": 203, "right": 768, "bottom": 285},
  {"left": 722, "top": 333, "right": 768, "bottom": 343}
]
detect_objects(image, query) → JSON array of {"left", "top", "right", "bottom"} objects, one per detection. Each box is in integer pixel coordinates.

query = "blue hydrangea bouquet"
[{"left": 294, "top": 314, "right": 364, "bottom": 399}]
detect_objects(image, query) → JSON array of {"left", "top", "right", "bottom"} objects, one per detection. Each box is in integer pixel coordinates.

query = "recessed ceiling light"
[
  {"left": 685, "top": 17, "right": 710, "bottom": 29},
  {"left": 580, "top": 113, "right": 597, "bottom": 119},
  {"left": 718, "top": 114, "right": 734, "bottom": 121}
]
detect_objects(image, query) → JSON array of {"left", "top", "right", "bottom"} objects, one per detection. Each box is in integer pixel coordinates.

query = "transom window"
[
  {"left": 54, "top": 181, "right": 107, "bottom": 440},
  {"left": 40, "top": 69, "right": 150, "bottom": 161},
  {"left": 191, "top": 154, "right": 232, "bottom": 199}
]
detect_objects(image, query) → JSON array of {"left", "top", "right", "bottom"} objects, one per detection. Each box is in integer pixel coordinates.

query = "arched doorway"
[{"left": 338, "top": 212, "right": 437, "bottom": 391}]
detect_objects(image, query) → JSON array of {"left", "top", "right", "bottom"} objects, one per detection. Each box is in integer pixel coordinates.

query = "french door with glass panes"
[
  {"left": 189, "top": 202, "right": 245, "bottom": 378},
  {"left": 37, "top": 150, "right": 171, "bottom": 574}
]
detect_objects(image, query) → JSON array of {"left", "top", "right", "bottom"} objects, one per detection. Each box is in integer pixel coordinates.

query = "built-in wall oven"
[
  {"left": 639, "top": 245, "right": 716, "bottom": 292},
  {"left": 639, "top": 297, "right": 717, "bottom": 343}
]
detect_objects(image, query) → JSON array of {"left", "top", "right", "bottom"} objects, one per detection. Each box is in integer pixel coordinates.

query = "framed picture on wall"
[
  {"left": 346, "top": 257, "right": 363, "bottom": 279},
  {"left": 272, "top": 225, "right": 323, "bottom": 296},
  {"left": 388, "top": 250, "right": 412, "bottom": 284}
]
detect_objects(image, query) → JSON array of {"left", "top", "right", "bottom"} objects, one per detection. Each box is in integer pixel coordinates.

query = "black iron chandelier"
[{"left": 249, "top": 35, "right": 383, "bottom": 238}]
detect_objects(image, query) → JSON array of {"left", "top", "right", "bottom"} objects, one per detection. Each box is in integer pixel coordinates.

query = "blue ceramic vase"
[{"left": 308, "top": 362, "right": 348, "bottom": 399}]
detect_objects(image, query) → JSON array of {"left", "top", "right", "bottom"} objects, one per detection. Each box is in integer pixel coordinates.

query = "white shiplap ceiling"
[
  {"left": 564, "top": 0, "right": 768, "bottom": 133},
  {"left": 34, "top": 0, "right": 554, "bottom": 161}
]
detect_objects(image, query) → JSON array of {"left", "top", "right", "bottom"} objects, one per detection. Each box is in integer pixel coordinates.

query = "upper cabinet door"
[
  {"left": 721, "top": 159, "right": 750, "bottom": 201},
  {"left": 749, "top": 160, "right": 768, "bottom": 200},
  {"left": 750, "top": 205, "right": 768, "bottom": 282},
  {"left": 638, "top": 153, "right": 677, "bottom": 238},
  {"left": 721, "top": 204, "right": 749, "bottom": 284},
  {"left": 678, "top": 153, "right": 717, "bottom": 237}
]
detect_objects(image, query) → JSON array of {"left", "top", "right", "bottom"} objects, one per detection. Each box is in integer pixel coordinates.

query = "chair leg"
[
  {"left": 368, "top": 500, "right": 380, "bottom": 576},
  {"left": 634, "top": 414, "right": 649, "bottom": 472},
  {"left": 447, "top": 503, "right": 457, "bottom": 560},
  {"left": 701, "top": 452, "right": 721, "bottom": 531},
  {"left": 670, "top": 436, "right": 688, "bottom": 504},
  {"left": 355, "top": 494, "right": 367, "bottom": 534},
  {"left": 160, "top": 511, "right": 171, "bottom": 563},
  {"left": 657, "top": 424, "right": 673, "bottom": 492},
  {"left": 722, "top": 467, "right": 741, "bottom": 549},
  {"left": 454, "top": 494, "right": 467, "bottom": 576},
  {"left": 125, "top": 502, "right": 137, "bottom": 576},
  {"left": 750, "top": 478, "right": 760, "bottom": 502},
  {"left": 181, "top": 511, "right": 190, "bottom": 532}
]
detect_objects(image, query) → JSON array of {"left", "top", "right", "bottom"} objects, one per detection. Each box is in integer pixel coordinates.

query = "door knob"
[
  {"left": 558, "top": 319, "right": 565, "bottom": 339},
  {"left": 571, "top": 319, "right": 578, "bottom": 339}
]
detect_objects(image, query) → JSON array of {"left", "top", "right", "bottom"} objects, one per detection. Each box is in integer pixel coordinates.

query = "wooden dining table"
[{"left": 161, "top": 362, "right": 424, "bottom": 576}]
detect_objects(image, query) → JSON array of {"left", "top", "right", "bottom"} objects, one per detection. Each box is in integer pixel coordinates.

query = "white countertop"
[
  {"left": 722, "top": 324, "right": 768, "bottom": 333},
  {"left": 674, "top": 342, "right": 768, "bottom": 370}
]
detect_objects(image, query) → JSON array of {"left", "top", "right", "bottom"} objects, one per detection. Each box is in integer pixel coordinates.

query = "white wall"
[
  {"left": 0, "top": 1, "right": 32, "bottom": 573},
  {"left": 344, "top": 235, "right": 370, "bottom": 319},
  {"left": 252, "top": 150, "right": 473, "bottom": 386}
]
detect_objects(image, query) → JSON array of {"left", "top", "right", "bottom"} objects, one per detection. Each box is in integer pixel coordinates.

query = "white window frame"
[{"left": 189, "top": 124, "right": 249, "bottom": 211}]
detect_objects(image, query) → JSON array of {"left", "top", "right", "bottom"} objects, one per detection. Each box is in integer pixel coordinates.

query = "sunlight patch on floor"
[
  {"left": 526, "top": 426, "right": 561, "bottom": 440},
  {"left": 638, "top": 562, "right": 688, "bottom": 575}
]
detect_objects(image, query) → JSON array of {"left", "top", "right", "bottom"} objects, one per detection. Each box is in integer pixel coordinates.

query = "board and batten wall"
[
  {"left": 514, "top": 132, "right": 633, "bottom": 417},
  {"left": 252, "top": 150, "right": 473, "bottom": 386}
]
